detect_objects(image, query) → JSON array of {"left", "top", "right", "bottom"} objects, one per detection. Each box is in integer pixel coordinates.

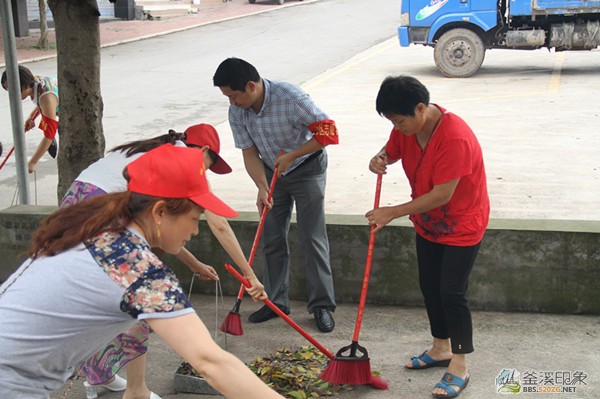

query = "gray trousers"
[{"left": 262, "top": 151, "right": 336, "bottom": 313}]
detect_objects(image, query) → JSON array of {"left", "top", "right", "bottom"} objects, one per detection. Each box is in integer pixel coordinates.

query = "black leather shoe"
[
  {"left": 314, "top": 307, "right": 335, "bottom": 333},
  {"left": 248, "top": 304, "right": 289, "bottom": 323}
]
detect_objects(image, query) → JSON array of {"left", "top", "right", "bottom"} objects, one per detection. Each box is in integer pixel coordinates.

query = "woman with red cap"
[
  {"left": 58, "top": 126, "right": 264, "bottom": 399},
  {"left": 0, "top": 145, "right": 280, "bottom": 399}
]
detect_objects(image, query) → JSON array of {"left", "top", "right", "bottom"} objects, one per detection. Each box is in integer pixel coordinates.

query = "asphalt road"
[
  {"left": 0, "top": 0, "right": 399, "bottom": 209},
  {"left": 1, "top": 0, "right": 600, "bottom": 221}
]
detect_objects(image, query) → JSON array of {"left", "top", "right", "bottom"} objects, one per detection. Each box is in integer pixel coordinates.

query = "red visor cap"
[
  {"left": 127, "top": 144, "right": 237, "bottom": 218},
  {"left": 184, "top": 123, "right": 232, "bottom": 175}
]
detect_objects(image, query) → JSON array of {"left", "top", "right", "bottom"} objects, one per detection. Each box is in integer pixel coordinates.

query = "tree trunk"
[
  {"left": 37, "top": 0, "right": 49, "bottom": 50},
  {"left": 47, "top": 0, "right": 106, "bottom": 201}
]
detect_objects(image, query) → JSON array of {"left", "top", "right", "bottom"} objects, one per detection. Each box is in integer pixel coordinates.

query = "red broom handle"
[
  {"left": 0, "top": 146, "right": 15, "bottom": 170},
  {"left": 225, "top": 263, "right": 335, "bottom": 359},
  {"left": 234, "top": 158, "right": 281, "bottom": 300},
  {"left": 352, "top": 173, "right": 382, "bottom": 342},
  {"left": 1, "top": 116, "right": 39, "bottom": 171}
]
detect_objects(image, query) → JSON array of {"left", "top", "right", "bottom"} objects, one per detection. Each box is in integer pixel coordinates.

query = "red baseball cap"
[
  {"left": 184, "top": 124, "right": 232, "bottom": 175},
  {"left": 127, "top": 144, "right": 237, "bottom": 218}
]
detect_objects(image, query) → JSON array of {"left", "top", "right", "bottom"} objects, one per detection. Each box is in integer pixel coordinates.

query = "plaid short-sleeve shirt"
[{"left": 229, "top": 79, "right": 329, "bottom": 174}]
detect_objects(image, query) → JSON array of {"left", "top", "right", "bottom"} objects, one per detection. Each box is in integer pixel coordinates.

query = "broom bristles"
[
  {"left": 320, "top": 358, "right": 372, "bottom": 385},
  {"left": 367, "top": 374, "right": 389, "bottom": 390},
  {"left": 320, "top": 359, "right": 388, "bottom": 390},
  {"left": 220, "top": 312, "right": 243, "bottom": 336}
]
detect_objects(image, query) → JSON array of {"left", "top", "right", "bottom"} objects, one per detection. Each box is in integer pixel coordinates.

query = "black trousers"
[{"left": 416, "top": 234, "right": 481, "bottom": 354}]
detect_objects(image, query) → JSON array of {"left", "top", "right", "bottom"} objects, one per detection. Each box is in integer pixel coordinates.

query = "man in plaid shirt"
[{"left": 214, "top": 58, "right": 338, "bottom": 333}]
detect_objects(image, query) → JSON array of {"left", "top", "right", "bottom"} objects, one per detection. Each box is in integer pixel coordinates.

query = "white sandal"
[
  {"left": 149, "top": 392, "right": 162, "bottom": 399},
  {"left": 83, "top": 374, "right": 127, "bottom": 398}
]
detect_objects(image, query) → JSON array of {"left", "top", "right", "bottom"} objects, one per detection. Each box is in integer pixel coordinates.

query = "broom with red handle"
[
  {"left": 220, "top": 161, "right": 280, "bottom": 336},
  {"left": 320, "top": 173, "right": 387, "bottom": 389},
  {"left": 225, "top": 263, "right": 387, "bottom": 389},
  {"left": 224, "top": 263, "right": 334, "bottom": 358}
]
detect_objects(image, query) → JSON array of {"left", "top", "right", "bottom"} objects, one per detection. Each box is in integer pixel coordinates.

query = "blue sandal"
[
  {"left": 433, "top": 372, "right": 470, "bottom": 398},
  {"left": 406, "top": 351, "right": 452, "bottom": 370}
]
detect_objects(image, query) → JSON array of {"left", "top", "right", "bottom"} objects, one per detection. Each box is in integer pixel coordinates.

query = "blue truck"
[{"left": 398, "top": 0, "right": 600, "bottom": 77}]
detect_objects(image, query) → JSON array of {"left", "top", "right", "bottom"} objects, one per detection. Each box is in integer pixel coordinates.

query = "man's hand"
[
  {"left": 273, "top": 152, "right": 294, "bottom": 175},
  {"left": 256, "top": 187, "right": 272, "bottom": 215}
]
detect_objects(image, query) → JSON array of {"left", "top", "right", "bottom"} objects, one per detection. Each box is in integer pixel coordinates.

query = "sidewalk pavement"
[
  {"left": 1, "top": 0, "right": 599, "bottom": 220},
  {"left": 0, "top": 0, "right": 314, "bottom": 66},
  {"left": 51, "top": 295, "right": 599, "bottom": 399}
]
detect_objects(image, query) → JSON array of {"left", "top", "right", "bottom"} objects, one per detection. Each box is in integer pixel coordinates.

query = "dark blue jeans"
[{"left": 416, "top": 234, "right": 481, "bottom": 354}]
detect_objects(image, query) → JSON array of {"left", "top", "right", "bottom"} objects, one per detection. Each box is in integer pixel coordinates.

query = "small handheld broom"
[
  {"left": 220, "top": 163, "right": 280, "bottom": 336},
  {"left": 320, "top": 173, "right": 388, "bottom": 388},
  {"left": 225, "top": 263, "right": 388, "bottom": 390}
]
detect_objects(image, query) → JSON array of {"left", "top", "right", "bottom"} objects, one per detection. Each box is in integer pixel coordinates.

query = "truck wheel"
[{"left": 434, "top": 28, "right": 485, "bottom": 78}]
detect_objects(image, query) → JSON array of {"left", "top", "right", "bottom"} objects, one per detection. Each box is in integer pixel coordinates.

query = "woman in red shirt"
[{"left": 367, "top": 76, "right": 489, "bottom": 399}]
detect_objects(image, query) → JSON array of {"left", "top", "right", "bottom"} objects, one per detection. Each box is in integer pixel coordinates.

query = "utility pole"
[{"left": 0, "top": 0, "right": 31, "bottom": 205}]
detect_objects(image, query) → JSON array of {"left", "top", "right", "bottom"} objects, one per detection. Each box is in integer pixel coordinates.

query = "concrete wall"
[{"left": 1, "top": 205, "right": 599, "bottom": 314}]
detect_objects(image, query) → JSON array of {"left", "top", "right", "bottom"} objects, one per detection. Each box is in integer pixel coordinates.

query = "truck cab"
[{"left": 398, "top": 0, "right": 600, "bottom": 77}]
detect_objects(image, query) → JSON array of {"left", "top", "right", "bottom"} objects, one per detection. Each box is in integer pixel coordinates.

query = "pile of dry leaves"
[
  {"left": 177, "top": 346, "right": 352, "bottom": 398},
  {"left": 247, "top": 346, "right": 352, "bottom": 398}
]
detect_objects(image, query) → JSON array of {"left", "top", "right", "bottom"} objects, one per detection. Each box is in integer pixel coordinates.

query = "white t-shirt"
[
  {"left": 75, "top": 150, "right": 144, "bottom": 193},
  {"left": 74, "top": 141, "right": 187, "bottom": 193}
]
